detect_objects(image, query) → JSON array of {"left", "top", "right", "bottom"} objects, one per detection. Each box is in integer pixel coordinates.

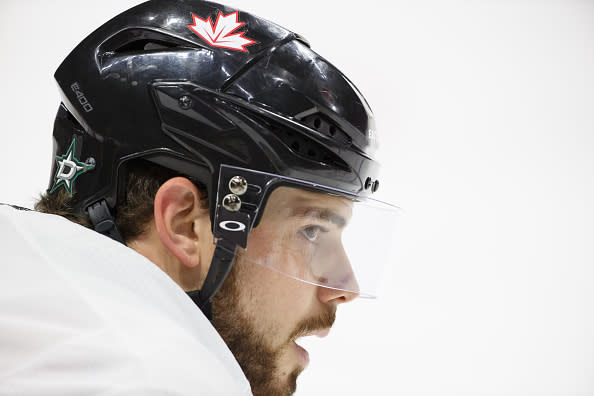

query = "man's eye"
[{"left": 300, "top": 225, "right": 327, "bottom": 242}]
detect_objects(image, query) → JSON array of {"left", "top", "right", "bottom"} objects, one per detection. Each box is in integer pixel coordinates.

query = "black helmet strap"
[
  {"left": 187, "top": 239, "right": 237, "bottom": 320},
  {"left": 87, "top": 200, "right": 125, "bottom": 244}
]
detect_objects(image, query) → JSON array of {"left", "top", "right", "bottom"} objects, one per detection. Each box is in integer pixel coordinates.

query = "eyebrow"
[{"left": 290, "top": 207, "right": 347, "bottom": 228}]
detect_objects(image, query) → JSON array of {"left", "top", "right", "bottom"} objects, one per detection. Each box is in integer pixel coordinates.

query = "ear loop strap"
[
  {"left": 187, "top": 239, "right": 237, "bottom": 320},
  {"left": 87, "top": 200, "right": 125, "bottom": 244}
]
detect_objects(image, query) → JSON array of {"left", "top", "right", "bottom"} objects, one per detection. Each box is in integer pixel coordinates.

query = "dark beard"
[{"left": 211, "top": 256, "right": 335, "bottom": 396}]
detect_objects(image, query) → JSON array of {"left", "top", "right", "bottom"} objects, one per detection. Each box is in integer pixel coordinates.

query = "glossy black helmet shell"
[{"left": 51, "top": 0, "right": 380, "bottom": 226}]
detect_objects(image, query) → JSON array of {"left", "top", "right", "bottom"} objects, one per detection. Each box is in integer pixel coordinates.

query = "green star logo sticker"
[{"left": 50, "top": 138, "right": 95, "bottom": 195}]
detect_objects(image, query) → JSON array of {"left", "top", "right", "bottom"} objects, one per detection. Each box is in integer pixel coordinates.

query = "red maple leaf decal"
[{"left": 187, "top": 11, "right": 257, "bottom": 53}]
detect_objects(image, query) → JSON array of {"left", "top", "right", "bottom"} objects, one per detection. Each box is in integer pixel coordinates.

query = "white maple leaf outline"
[{"left": 187, "top": 11, "right": 257, "bottom": 52}]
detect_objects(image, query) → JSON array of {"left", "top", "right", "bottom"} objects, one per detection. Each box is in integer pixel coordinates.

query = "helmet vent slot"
[
  {"left": 313, "top": 117, "right": 321, "bottom": 129},
  {"left": 99, "top": 29, "right": 199, "bottom": 58},
  {"left": 299, "top": 113, "right": 352, "bottom": 146},
  {"left": 260, "top": 118, "right": 350, "bottom": 172},
  {"left": 115, "top": 39, "right": 181, "bottom": 53}
]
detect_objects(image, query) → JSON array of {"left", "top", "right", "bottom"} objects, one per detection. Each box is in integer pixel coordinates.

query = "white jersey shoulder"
[{"left": 0, "top": 205, "right": 251, "bottom": 396}]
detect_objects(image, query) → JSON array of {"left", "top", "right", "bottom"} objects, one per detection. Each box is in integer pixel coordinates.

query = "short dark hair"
[{"left": 35, "top": 160, "right": 208, "bottom": 243}]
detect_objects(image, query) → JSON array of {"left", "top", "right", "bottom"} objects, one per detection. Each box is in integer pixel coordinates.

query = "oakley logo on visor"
[{"left": 219, "top": 220, "right": 246, "bottom": 232}]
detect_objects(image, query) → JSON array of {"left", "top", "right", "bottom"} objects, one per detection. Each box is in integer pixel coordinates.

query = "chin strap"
[
  {"left": 87, "top": 200, "right": 125, "bottom": 244},
  {"left": 187, "top": 239, "right": 237, "bottom": 321}
]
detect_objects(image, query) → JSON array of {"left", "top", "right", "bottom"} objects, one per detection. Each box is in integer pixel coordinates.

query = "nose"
[
  {"left": 316, "top": 244, "right": 359, "bottom": 305},
  {"left": 317, "top": 283, "right": 358, "bottom": 305}
]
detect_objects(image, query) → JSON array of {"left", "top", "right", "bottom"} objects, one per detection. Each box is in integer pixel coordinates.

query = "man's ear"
[{"left": 153, "top": 177, "right": 206, "bottom": 268}]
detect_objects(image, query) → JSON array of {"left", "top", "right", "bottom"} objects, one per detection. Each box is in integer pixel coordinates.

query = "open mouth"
[
  {"left": 293, "top": 328, "right": 331, "bottom": 367},
  {"left": 293, "top": 341, "right": 310, "bottom": 366}
]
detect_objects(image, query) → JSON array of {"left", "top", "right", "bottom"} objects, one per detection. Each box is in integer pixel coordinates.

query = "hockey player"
[{"left": 0, "top": 1, "right": 399, "bottom": 395}]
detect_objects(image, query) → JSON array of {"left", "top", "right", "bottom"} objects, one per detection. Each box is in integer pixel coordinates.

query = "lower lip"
[{"left": 294, "top": 342, "right": 310, "bottom": 367}]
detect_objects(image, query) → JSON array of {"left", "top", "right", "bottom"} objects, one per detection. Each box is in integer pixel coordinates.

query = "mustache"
[{"left": 289, "top": 307, "right": 336, "bottom": 342}]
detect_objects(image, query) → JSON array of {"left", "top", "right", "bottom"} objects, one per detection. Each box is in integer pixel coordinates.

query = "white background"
[{"left": 1, "top": 0, "right": 593, "bottom": 395}]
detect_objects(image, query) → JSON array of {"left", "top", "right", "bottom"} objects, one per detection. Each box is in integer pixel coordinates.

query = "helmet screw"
[
  {"left": 365, "top": 177, "right": 372, "bottom": 190},
  {"left": 178, "top": 95, "right": 193, "bottom": 110},
  {"left": 372, "top": 180, "right": 380, "bottom": 192},
  {"left": 222, "top": 194, "right": 241, "bottom": 212},
  {"left": 229, "top": 176, "right": 248, "bottom": 195}
]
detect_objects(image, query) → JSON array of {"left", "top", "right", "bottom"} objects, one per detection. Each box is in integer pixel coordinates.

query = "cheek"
[
  {"left": 237, "top": 252, "right": 318, "bottom": 342},
  {"left": 245, "top": 247, "right": 314, "bottom": 304},
  {"left": 238, "top": 222, "right": 320, "bottom": 341},
  {"left": 246, "top": 225, "right": 313, "bottom": 282}
]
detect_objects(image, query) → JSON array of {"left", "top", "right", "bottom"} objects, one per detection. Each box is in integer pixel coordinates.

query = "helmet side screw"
[
  {"left": 222, "top": 194, "right": 241, "bottom": 212},
  {"left": 372, "top": 180, "right": 380, "bottom": 192},
  {"left": 178, "top": 95, "right": 193, "bottom": 110},
  {"left": 229, "top": 176, "right": 248, "bottom": 195},
  {"left": 365, "top": 177, "right": 372, "bottom": 190}
]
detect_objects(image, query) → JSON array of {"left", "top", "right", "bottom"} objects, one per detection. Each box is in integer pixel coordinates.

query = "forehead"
[{"left": 262, "top": 186, "right": 353, "bottom": 219}]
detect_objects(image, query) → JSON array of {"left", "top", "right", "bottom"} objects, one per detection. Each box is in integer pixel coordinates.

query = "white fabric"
[{"left": 0, "top": 205, "right": 252, "bottom": 396}]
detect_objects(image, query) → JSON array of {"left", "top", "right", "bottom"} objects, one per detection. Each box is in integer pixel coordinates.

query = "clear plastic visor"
[{"left": 230, "top": 185, "right": 400, "bottom": 299}]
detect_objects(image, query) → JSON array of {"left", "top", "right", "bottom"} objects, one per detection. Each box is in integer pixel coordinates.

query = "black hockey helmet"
[{"left": 49, "top": 0, "right": 398, "bottom": 316}]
